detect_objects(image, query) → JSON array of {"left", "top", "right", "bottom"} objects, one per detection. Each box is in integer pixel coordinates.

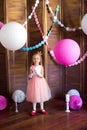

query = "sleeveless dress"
[{"left": 26, "top": 65, "right": 51, "bottom": 103}]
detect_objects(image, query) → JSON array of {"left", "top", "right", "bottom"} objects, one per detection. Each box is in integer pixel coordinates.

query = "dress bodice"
[{"left": 30, "top": 65, "right": 42, "bottom": 74}]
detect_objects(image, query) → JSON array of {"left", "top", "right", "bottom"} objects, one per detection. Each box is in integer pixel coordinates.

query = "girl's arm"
[{"left": 28, "top": 67, "right": 34, "bottom": 78}]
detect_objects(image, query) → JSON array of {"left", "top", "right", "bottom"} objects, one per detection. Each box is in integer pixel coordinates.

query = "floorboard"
[{"left": 0, "top": 99, "right": 87, "bottom": 130}]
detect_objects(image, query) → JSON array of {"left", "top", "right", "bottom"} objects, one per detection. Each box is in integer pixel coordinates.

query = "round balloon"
[
  {"left": 0, "top": 22, "right": 27, "bottom": 51},
  {"left": 12, "top": 90, "right": 25, "bottom": 103},
  {"left": 54, "top": 39, "right": 80, "bottom": 66},
  {"left": 69, "top": 95, "right": 82, "bottom": 110},
  {"left": 0, "top": 21, "right": 4, "bottom": 29},
  {"left": 81, "top": 14, "right": 87, "bottom": 35},
  {"left": 0, "top": 95, "right": 7, "bottom": 110},
  {"left": 68, "top": 89, "right": 80, "bottom": 97}
]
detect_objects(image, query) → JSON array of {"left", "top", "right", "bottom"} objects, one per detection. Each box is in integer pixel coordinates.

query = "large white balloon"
[
  {"left": 0, "top": 22, "right": 27, "bottom": 51},
  {"left": 68, "top": 89, "right": 80, "bottom": 97},
  {"left": 12, "top": 90, "right": 25, "bottom": 103},
  {"left": 81, "top": 14, "right": 87, "bottom": 35}
]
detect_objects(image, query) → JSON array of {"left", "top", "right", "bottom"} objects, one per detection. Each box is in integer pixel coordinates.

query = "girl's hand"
[
  {"left": 37, "top": 72, "right": 43, "bottom": 78},
  {"left": 28, "top": 73, "right": 34, "bottom": 78},
  {"left": 35, "top": 69, "right": 43, "bottom": 78}
]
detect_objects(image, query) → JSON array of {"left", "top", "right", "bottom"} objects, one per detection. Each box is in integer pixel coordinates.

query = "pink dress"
[{"left": 26, "top": 65, "right": 51, "bottom": 103}]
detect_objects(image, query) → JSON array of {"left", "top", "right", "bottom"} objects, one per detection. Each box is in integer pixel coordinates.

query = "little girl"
[{"left": 26, "top": 51, "right": 51, "bottom": 116}]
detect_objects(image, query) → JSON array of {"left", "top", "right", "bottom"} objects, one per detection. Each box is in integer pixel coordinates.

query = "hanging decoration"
[
  {"left": 37, "top": 2, "right": 87, "bottom": 66},
  {"left": 21, "top": 22, "right": 54, "bottom": 51},
  {"left": 21, "top": 6, "right": 56, "bottom": 51},
  {"left": 21, "top": 40, "right": 45, "bottom": 51},
  {"left": 45, "top": 0, "right": 81, "bottom": 31},
  {"left": 68, "top": 51, "right": 87, "bottom": 67},
  {"left": 32, "top": 6, "right": 44, "bottom": 37},
  {"left": 23, "top": 0, "right": 81, "bottom": 31},
  {"left": 22, "top": 5, "right": 58, "bottom": 62},
  {"left": 33, "top": 5, "right": 57, "bottom": 60},
  {"left": 33, "top": 6, "right": 57, "bottom": 60},
  {"left": 23, "top": 0, "right": 40, "bottom": 26},
  {"left": 21, "top": 0, "right": 87, "bottom": 67}
]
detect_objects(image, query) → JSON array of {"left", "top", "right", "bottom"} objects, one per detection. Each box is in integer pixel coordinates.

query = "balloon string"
[
  {"left": 65, "top": 67, "right": 68, "bottom": 93},
  {"left": 12, "top": 51, "right": 15, "bottom": 90}
]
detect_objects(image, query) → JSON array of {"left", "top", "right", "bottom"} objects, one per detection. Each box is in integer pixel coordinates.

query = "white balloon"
[
  {"left": 68, "top": 89, "right": 80, "bottom": 97},
  {"left": 12, "top": 90, "right": 25, "bottom": 103},
  {"left": 0, "top": 22, "right": 27, "bottom": 51},
  {"left": 81, "top": 14, "right": 87, "bottom": 35}
]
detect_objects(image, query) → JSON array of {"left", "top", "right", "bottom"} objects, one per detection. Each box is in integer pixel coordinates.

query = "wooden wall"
[
  {"left": 4, "top": 0, "right": 28, "bottom": 96},
  {"left": 27, "top": 0, "right": 44, "bottom": 67},
  {"left": 83, "top": 0, "right": 87, "bottom": 101},
  {"left": 27, "top": 0, "right": 87, "bottom": 99},
  {"left": 0, "top": 0, "right": 87, "bottom": 100},
  {"left": 0, "top": 0, "right": 8, "bottom": 97},
  {"left": 46, "top": 0, "right": 87, "bottom": 99},
  {"left": 46, "top": 0, "right": 62, "bottom": 98},
  {"left": 60, "top": 0, "right": 84, "bottom": 96}
]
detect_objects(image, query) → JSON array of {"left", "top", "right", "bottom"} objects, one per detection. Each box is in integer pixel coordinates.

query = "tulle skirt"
[{"left": 26, "top": 76, "right": 51, "bottom": 103}]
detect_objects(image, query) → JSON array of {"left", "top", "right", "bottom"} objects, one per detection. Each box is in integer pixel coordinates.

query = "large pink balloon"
[{"left": 54, "top": 39, "right": 80, "bottom": 66}]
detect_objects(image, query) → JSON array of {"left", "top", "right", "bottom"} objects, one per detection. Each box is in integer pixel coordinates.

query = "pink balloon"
[
  {"left": 69, "top": 95, "right": 82, "bottom": 110},
  {"left": 0, "top": 21, "right": 4, "bottom": 29},
  {"left": 54, "top": 39, "right": 80, "bottom": 66},
  {"left": 0, "top": 95, "right": 7, "bottom": 110}
]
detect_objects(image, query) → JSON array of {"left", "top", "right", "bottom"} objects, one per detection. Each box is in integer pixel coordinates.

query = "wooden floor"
[{"left": 0, "top": 98, "right": 87, "bottom": 130}]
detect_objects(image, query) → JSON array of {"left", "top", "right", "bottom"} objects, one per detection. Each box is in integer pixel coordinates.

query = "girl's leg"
[
  {"left": 33, "top": 102, "right": 37, "bottom": 111},
  {"left": 40, "top": 102, "right": 44, "bottom": 110},
  {"left": 40, "top": 102, "right": 47, "bottom": 114},
  {"left": 31, "top": 103, "right": 37, "bottom": 116}
]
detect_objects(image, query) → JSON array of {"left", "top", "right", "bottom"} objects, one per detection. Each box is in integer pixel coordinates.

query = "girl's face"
[{"left": 33, "top": 54, "right": 41, "bottom": 65}]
